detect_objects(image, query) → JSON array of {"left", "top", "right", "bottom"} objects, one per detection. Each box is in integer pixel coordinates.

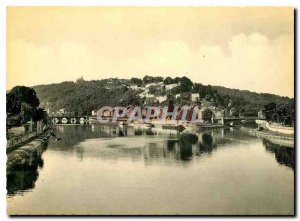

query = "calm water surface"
[{"left": 7, "top": 125, "right": 294, "bottom": 215}]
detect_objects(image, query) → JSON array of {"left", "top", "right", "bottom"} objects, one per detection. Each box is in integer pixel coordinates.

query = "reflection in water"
[
  {"left": 7, "top": 170, "right": 39, "bottom": 195},
  {"left": 178, "top": 134, "right": 198, "bottom": 161},
  {"left": 7, "top": 125, "right": 294, "bottom": 215},
  {"left": 7, "top": 142, "right": 48, "bottom": 196},
  {"left": 8, "top": 125, "right": 295, "bottom": 196},
  {"left": 52, "top": 125, "right": 114, "bottom": 149},
  {"left": 263, "top": 139, "right": 295, "bottom": 170},
  {"left": 199, "top": 133, "right": 216, "bottom": 155},
  {"left": 134, "top": 129, "right": 143, "bottom": 135},
  {"left": 167, "top": 139, "right": 177, "bottom": 151},
  {"left": 46, "top": 125, "right": 296, "bottom": 169}
]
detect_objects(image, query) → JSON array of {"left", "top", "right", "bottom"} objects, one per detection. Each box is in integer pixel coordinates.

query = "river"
[{"left": 7, "top": 124, "right": 294, "bottom": 215}]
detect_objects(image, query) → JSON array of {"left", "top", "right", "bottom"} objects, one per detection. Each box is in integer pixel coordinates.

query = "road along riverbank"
[{"left": 249, "top": 129, "right": 294, "bottom": 148}]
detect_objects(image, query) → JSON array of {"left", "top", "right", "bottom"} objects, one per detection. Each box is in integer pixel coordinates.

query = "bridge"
[
  {"left": 49, "top": 114, "right": 265, "bottom": 126},
  {"left": 49, "top": 116, "right": 91, "bottom": 124},
  {"left": 49, "top": 116, "right": 129, "bottom": 124}
]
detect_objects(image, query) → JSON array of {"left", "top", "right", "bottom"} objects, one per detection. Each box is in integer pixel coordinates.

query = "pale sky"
[{"left": 7, "top": 7, "right": 294, "bottom": 97}]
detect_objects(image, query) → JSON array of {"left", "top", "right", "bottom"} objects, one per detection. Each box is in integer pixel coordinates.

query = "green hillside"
[{"left": 33, "top": 76, "right": 292, "bottom": 116}]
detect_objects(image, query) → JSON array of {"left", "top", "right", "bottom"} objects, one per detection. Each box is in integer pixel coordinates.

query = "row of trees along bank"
[{"left": 263, "top": 99, "right": 295, "bottom": 126}]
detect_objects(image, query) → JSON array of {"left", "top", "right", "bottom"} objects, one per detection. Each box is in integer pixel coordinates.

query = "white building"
[
  {"left": 155, "top": 96, "right": 167, "bottom": 103},
  {"left": 165, "top": 83, "right": 179, "bottom": 91},
  {"left": 129, "top": 85, "right": 140, "bottom": 90},
  {"left": 191, "top": 93, "right": 200, "bottom": 102},
  {"left": 138, "top": 92, "right": 155, "bottom": 98},
  {"left": 138, "top": 91, "right": 147, "bottom": 98},
  {"left": 145, "top": 93, "right": 155, "bottom": 98},
  {"left": 145, "top": 83, "right": 157, "bottom": 88},
  {"left": 214, "top": 109, "right": 224, "bottom": 119},
  {"left": 91, "top": 110, "right": 97, "bottom": 116},
  {"left": 58, "top": 109, "right": 66, "bottom": 114},
  {"left": 175, "top": 94, "right": 181, "bottom": 99}
]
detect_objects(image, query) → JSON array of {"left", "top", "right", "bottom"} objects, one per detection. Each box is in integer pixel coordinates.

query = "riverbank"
[
  {"left": 249, "top": 129, "right": 294, "bottom": 148},
  {"left": 7, "top": 130, "right": 53, "bottom": 171}
]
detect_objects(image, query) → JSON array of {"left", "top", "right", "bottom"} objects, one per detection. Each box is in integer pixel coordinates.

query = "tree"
[
  {"left": 32, "top": 108, "right": 45, "bottom": 121},
  {"left": 262, "top": 100, "right": 294, "bottom": 126},
  {"left": 163, "top": 77, "right": 174, "bottom": 85},
  {"left": 20, "top": 103, "right": 35, "bottom": 125},
  {"left": 122, "top": 90, "right": 141, "bottom": 106},
  {"left": 263, "top": 103, "right": 277, "bottom": 121},
  {"left": 174, "top": 77, "right": 181, "bottom": 83},
  {"left": 142, "top": 75, "right": 152, "bottom": 84},
  {"left": 6, "top": 92, "right": 21, "bottom": 116},
  {"left": 130, "top": 77, "right": 142, "bottom": 86},
  {"left": 205, "top": 94, "right": 212, "bottom": 101},
  {"left": 6, "top": 86, "right": 42, "bottom": 128},
  {"left": 9, "top": 86, "right": 40, "bottom": 108},
  {"left": 179, "top": 77, "right": 193, "bottom": 92},
  {"left": 76, "top": 76, "right": 85, "bottom": 83},
  {"left": 194, "top": 83, "right": 205, "bottom": 97},
  {"left": 6, "top": 115, "right": 22, "bottom": 129},
  {"left": 153, "top": 77, "right": 164, "bottom": 83},
  {"left": 230, "top": 108, "right": 239, "bottom": 117},
  {"left": 285, "top": 99, "right": 295, "bottom": 126},
  {"left": 142, "top": 75, "right": 163, "bottom": 84},
  {"left": 202, "top": 108, "right": 213, "bottom": 122}
]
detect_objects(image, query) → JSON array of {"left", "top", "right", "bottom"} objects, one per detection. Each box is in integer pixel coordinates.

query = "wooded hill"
[{"left": 33, "top": 76, "right": 292, "bottom": 116}]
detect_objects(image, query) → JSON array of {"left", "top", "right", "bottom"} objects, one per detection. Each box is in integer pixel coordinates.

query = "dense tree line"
[
  {"left": 34, "top": 80, "right": 141, "bottom": 116},
  {"left": 263, "top": 99, "right": 294, "bottom": 126}
]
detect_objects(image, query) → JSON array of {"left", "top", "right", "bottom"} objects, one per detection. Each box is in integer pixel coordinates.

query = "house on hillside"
[
  {"left": 165, "top": 83, "right": 179, "bottom": 91},
  {"left": 191, "top": 93, "right": 200, "bottom": 102},
  {"left": 258, "top": 110, "right": 265, "bottom": 118},
  {"left": 174, "top": 93, "right": 201, "bottom": 103},
  {"left": 145, "top": 83, "right": 156, "bottom": 88},
  {"left": 138, "top": 91, "right": 155, "bottom": 98},
  {"left": 129, "top": 85, "right": 140, "bottom": 90},
  {"left": 91, "top": 110, "right": 97, "bottom": 116},
  {"left": 155, "top": 96, "right": 167, "bottom": 103},
  {"left": 58, "top": 109, "right": 66, "bottom": 114}
]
